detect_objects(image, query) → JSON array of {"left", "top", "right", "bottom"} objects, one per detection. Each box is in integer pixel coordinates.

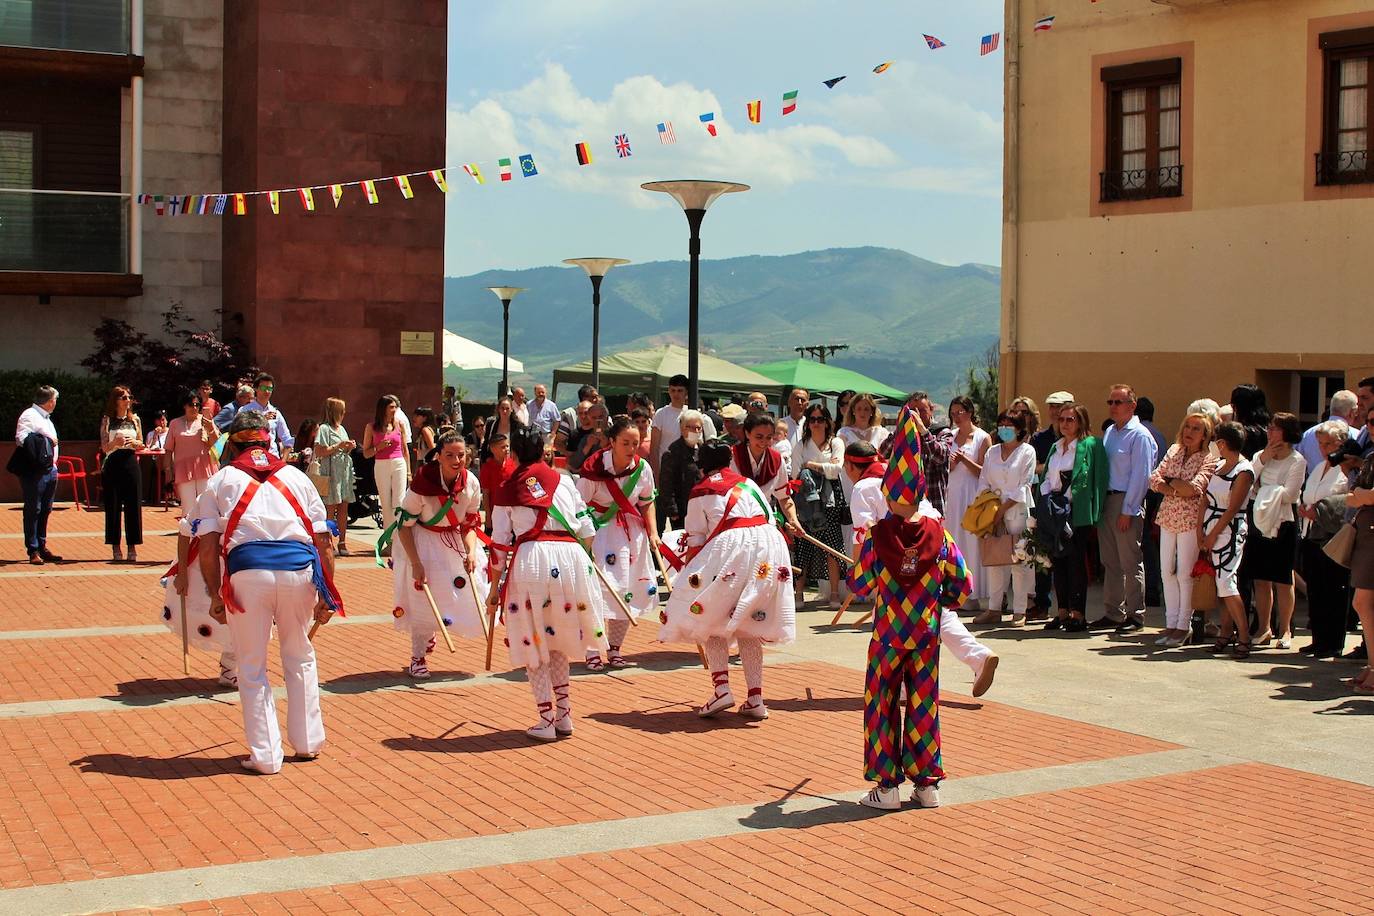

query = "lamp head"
[
  {"left": 640, "top": 180, "right": 750, "bottom": 212},
  {"left": 487, "top": 286, "right": 526, "bottom": 303},
  {"left": 563, "top": 258, "right": 630, "bottom": 279}
]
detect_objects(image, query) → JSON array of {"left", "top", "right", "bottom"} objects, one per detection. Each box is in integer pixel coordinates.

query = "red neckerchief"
[
  {"left": 577, "top": 447, "right": 635, "bottom": 481},
  {"left": 689, "top": 468, "right": 745, "bottom": 500},
  {"left": 732, "top": 442, "right": 780, "bottom": 488},
  {"left": 229, "top": 446, "right": 286, "bottom": 481},
  {"left": 860, "top": 461, "right": 887, "bottom": 482},
  {"left": 581, "top": 450, "right": 646, "bottom": 537},
  {"left": 409, "top": 460, "right": 467, "bottom": 498},
  {"left": 871, "top": 514, "right": 944, "bottom": 588},
  {"left": 493, "top": 461, "right": 561, "bottom": 509}
]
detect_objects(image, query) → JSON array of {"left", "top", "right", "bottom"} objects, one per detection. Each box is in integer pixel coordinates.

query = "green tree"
[{"left": 962, "top": 343, "right": 1000, "bottom": 432}]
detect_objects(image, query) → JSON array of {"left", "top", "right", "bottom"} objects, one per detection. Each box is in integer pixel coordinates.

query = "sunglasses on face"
[{"left": 1106, "top": 399, "right": 1129, "bottom": 406}]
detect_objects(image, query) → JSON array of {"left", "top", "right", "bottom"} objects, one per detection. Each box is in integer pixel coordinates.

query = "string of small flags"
[{"left": 134, "top": 18, "right": 1063, "bottom": 214}]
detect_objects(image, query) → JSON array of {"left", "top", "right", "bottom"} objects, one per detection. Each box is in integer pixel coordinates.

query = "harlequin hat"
[{"left": 881, "top": 406, "right": 926, "bottom": 506}]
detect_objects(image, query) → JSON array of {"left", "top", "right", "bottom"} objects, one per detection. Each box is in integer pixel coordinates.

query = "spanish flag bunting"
[
  {"left": 362, "top": 179, "right": 379, "bottom": 204},
  {"left": 429, "top": 169, "right": 448, "bottom": 192},
  {"left": 463, "top": 163, "right": 484, "bottom": 184},
  {"left": 575, "top": 141, "right": 592, "bottom": 166},
  {"left": 746, "top": 100, "right": 762, "bottom": 123},
  {"left": 330, "top": 184, "right": 344, "bottom": 208},
  {"left": 782, "top": 90, "right": 798, "bottom": 115},
  {"left": 269, "top": 190, "right": 280, "bottom": 214},
  {"left": 233, "top": 193, "right": 247, "bottom": 215},
  {"left": 498, "top": 158, "right": 513, "bottom": 181},
  {"left": 395, "top": 175, "right": 414, "bottom": 199},
  {"left": 299, "top": 187, "right": 316, "bottom": 211},
  {"left": 873, "top": 61, "right": 892, "bottom": 74}
]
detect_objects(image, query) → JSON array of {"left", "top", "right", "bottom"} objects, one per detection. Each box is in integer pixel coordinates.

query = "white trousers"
[
  {"left": 984, "top": 504, "right": 1033, "bottom": 614},
  {"left": 941, "top": 608, "right": 993, "bottom": 677},
  {"left": 224, "top": 568, "right": 324, "bottom": 772},
  {"left": 374, "top": 457, "right": 408, "bottom": 530},
  {"left": 176, "top": 478, "right": 207, "bottom": 514},
  {"left": 1160, "top": 527, "right": 1199, "bottom": 630}
]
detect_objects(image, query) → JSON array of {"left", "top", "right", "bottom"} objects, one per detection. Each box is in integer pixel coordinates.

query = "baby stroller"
[{"left": 347, "top": 447, "right": 385, "bottom": 530}]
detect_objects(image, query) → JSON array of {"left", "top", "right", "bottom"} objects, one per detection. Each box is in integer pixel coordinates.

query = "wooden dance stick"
[
  {"left": 587, "top": 556, "right": 639, "bottom": 627},
  {"left": 484, "top": 602, "right": 498, "bottom": 671},
  {"left": 467, "top": 568, "right": 490, "bottom": 644},
  {"left": 420, "top": 583, "right": 458, "bottom": 653},
  {"left": 179, "top": 594, "right": 191, "bottom": 676},
  {"left": 852, "top": 609, "right": 874, "bottom": 626},
  {"left": 696, "top": 644, "right": 710, "bottom": 670},
  {"left": 829, "top": 594, "right": 856, "bottom": 626},
  {"left": 308, "top": 620, "right": 321, "bottom": 641},
  {"left": 793, "top": 530, "right": 854, "bottom": 566},
  {"left": 652, "top": 546, "right": 676, "bottom": 592}
]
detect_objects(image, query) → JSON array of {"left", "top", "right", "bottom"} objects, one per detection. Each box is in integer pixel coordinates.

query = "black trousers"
[
  {"left": 103, "top": 451, "right": 142, "bottom": 547},
  {"left": 1302, "top": 538, "right": 1349, "bottom": 651},
  {"left": 1051, "top": 527, "right": 1091, "bottom": 614}
]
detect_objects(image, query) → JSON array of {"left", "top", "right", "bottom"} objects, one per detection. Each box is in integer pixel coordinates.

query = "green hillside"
[{"left": 444, "top": 247, "right": 999, "bottom": 404}]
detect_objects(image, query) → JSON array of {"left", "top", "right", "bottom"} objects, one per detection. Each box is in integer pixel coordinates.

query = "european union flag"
[{"left": 519, "top": 153, "right": 538, "bottom": 177}]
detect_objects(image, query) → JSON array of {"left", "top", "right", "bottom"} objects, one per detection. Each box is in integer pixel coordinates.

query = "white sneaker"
[
  {"left": 217, "top": 668, "right": 238, "bottom": 688},
  {"left": 525, "top": 722, "right": 558, "bottom": 742},
  {"left": 407, "top": 658, "right": 430, "bottom": 680},
  {"left": 859, "top": 785, "right": 901, "bottom": 811},
  {"left": 1278, "top": 635, "right": 1293, "bottom": 650},
  {"left": 910, "top": 784, "right": 941, "bottom": 808},
  {"left": 698, "top": 690, "right": 736, "bottom": 717},
  {"left": 738, "top": 697, "right": 769, "bottom": 720}
]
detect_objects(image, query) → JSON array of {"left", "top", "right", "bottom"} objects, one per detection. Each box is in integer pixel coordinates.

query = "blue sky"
[{"left": 444, "top": 0, "right": 1005, "bottom": 278}]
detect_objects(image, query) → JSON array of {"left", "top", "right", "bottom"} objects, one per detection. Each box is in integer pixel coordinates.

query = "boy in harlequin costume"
[
  {"left": 845, "top": 440, "right": 998, "bottom": 698},
  {"left": 489, "top": 427, "right": 611, "bottom": 742},
  {"left": 382, "top": 431, "right": 490, "bottom": 679},
  {"left": 849, "top": 408, "right": 972, "bottom": 811}
]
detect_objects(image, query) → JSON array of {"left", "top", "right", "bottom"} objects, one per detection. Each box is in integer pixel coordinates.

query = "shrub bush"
[{"left": 0, "top": 370, "right": 112, "bottom": 441}]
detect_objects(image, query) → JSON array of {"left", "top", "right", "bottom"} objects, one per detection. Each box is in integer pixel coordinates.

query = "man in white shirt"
[
  {"left": 193, "top": 411, "right": 340, "bottom": 774},
  {"left": 511, "top": 387, "right": 531, "bottom": 426},
  {"left": 650, "top": 374, "right": 693, "bottom": 477},
  {"left": 237, "top": 373, "right": 294, "bottom": 456},
  {"left": 526, "top": 384, "right": 560, "bottom": 436},
  {"left": 14, "top": 384, "right": 63, "bottom": 565},
  {"left": 782, "top": 388, "right": 810, "bottom": 445}
]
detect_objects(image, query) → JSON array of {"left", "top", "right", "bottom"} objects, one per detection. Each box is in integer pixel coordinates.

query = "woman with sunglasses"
[
  {"left": 792, "top": 405, "right": 847, "bottom": 607},
  {"left": 100, "top": 386, "right": 145, "bottom": 562}
]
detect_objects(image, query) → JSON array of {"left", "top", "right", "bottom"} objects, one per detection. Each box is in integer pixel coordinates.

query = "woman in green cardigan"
[{"left": 1040, "top": 402, "right": 1109, "bottom": 632}]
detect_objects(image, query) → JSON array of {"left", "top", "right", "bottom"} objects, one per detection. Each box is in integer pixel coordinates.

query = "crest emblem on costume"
[
  {"left": 900, "top": 545, "right": 920, "bottom": 577},
  {"left": 525, "top": 476, "right": 546, "bottom": 498},
  {"left": 250, "top": 448, "right": 269, "bottom": 467}
]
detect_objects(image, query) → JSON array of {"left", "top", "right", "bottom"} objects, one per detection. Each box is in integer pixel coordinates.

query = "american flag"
[
  {"left": 981, "top": 33, "right": 1001, "bottom": 56},
  {"left": 657, "top": 121, "right": 676, "bottom": 145},
  {"left": 614, "top": 133, "right": 632, "bottom": 158}
]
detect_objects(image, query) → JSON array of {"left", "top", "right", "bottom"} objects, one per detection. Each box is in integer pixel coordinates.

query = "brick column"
[{"left": 222, "top": 0, "right": 446, "bottom": 441}]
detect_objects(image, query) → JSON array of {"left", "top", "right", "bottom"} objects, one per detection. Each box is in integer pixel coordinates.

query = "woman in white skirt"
[
  {"left": 391, "top": 432, "right": 490, "bottom": 679},
  {"left": 490, "top": 427, "right": 611, "bottom": 742},
  {"left": 164, "top": 516, "right": 237, "bottom": 687},
  {"left": 576, "top": 415, "right": 660, "bottom": 670},
  {"left": 661, "top": 442, "right": 796, "bottom": 720}
]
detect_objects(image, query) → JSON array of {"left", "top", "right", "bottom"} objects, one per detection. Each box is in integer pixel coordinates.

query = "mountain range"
[{"left": 443, "top": 246, "right": 999, "bottom": 404}]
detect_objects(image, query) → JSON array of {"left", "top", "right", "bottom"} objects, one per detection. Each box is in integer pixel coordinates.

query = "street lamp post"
[
  {"left": 641, "top": 180, "right": 749, "bottom": 407},
  {"left": 486, "top": 286, "right": 526, "bottom": 401},
  {"left": 563, "top": 258, "right": 629, "bottom": 394}
]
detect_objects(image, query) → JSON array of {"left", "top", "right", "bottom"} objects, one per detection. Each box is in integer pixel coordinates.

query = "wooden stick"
[
  {"left": 468, "top": 565, "right": 490, "bottom": 644},
  {"left": 421, "top": 583, "right": 458, "bottom": 653},
  {"left": 829, "top": 594, "right": 856, "bottom": 626},
  {"left": 697, "top": 644, "right": 710, "bottom": 670},
  {"left": 653, "top": 546, "right": 676, "bottom": 593},
  {"left": 794, "top": 530, "right": 854, "bottom": 566},
  {"left": 852, "top": 609, "right": 874, "bottom": 626},
  {"left": 484, "top": 595, "right": 498, "bottom": 672},
  {"left": 308, "top": 620, "right": 322, "bottom": 641},
  {"left": 179, "top": 594, "right": 191, "bottom": 676},
  {"left": 587, "top": 555, "right": 639, "bottom": 627}
]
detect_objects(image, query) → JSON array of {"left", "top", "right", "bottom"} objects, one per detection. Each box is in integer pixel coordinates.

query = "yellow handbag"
[{"left": 961, "top": 489, "right": 1002, "bottom": 537}]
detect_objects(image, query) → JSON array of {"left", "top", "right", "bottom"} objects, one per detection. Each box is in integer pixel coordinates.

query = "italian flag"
[
  {"left": 499, "top": 158, "right": 513, "bottom": 181},
  {"left": 782, "top": 90, "right": 798, "bottom": 116}
]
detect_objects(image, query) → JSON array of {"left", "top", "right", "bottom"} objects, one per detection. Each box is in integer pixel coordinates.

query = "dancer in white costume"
[
  {"left": 386, "top": 432, "right": 490, "bottom": 679},
  {"left": 192, "top": 411, "right": 342, "bottom": 774},
  {"left": 576, "top": 415, "right": 660, "bottom": 670},
  {"left": 844, "top": 440, "right": 999, "bottom": 698},
  {"left": 661, "top": 442, "right": 796, "bottom": 719},
  {"left": 489, "top": 427, "right": 611, "bottom": 742},
  {"left": 163, "top": 515, "right": 238, "bottom": 686}
]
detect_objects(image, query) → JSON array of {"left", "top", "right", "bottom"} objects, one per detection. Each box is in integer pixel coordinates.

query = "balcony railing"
[
  {"left": 0, "top": 0, "right": 129, "bottom": 55},
  {"left": 0, "top": 189, "right": 128, "bottom": 273},
  {"left": 1315, "top": 150, "right": 1372, "bottom": 187},
  {"left": 1099, "top": 164, "right": 1185, "bottom": 202}
]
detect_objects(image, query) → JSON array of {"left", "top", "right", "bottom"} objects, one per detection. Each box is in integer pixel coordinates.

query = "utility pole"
[{"left": 794, "top": 344, "right": 848, "bottom": 364}]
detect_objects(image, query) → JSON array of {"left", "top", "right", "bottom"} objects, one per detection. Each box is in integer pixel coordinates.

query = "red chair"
[{"left": 54, "top": 456, "right": 93, "bottom": 510}]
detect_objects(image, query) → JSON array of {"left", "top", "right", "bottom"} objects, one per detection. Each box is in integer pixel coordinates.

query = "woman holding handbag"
[
  {"left": 1149, "top": 414, "right": 1218, "bottom": 647},
  {"left": 946, "top": 396, "right": 992, "bottom": 610},
  {"left": 1201, "top": 423, "right": 1255, "bottom": 658},
  {"left": 974, "top": 411, "right": 1036, "bottom": 626},
  {"left": 1041, "top": 403, "right": 1108, "bottom": 633}
]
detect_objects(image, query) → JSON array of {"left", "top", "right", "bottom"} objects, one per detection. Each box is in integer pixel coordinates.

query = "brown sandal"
[{"left": 1231, "top": 641, "right": 1250, "bottom": 660}]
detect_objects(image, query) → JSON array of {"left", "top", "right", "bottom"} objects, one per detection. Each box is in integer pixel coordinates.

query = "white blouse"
[
  {"left": 792, "top": 435, "right": 845, "bottom": 480},
  {"left": 979, "top": 441, "right": 1036, "bottom": 506},
  {"left": 838, "top": 425, "right": 890, "bottom": 451},
  {"left": 1040, "top": 438, "right": 1078, "bottom": 499}
]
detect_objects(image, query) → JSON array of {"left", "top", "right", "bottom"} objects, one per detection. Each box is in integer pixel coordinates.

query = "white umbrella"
[{"left": 442, "top": 329, "right": 524, "bottom": 373}]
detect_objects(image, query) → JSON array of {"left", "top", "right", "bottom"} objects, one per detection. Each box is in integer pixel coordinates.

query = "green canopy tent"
[
  {"left": 747, "top": 358, "right": 907, "bottom": 403},
  {"left": 552, "top": 344, "right": 781, "bottom": 403}
]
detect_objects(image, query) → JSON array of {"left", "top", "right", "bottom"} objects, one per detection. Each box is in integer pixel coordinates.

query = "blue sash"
[{"left": 226, "top": 540, "right": 340, "bottom": 611}]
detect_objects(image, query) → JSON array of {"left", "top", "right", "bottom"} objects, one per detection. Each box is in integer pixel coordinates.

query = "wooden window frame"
[
  {"left": 1317, "top": 31, "right": 1374, "bottom": 186},
  {"left": 1101, "top": 59, "right": 1183, "bottom": 203}
]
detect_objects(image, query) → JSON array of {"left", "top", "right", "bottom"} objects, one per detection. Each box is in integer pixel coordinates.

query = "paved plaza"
[{"left": 0, "top": 505, "right": 1370, "bottom": 915}]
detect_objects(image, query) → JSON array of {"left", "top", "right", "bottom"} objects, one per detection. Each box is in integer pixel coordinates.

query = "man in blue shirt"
[
  {"left": 1090, "top": 385, "right": 1157, "bottom": 633},
  {"left": 526, "top": 384, "right": 561, "bottom": 436},
  {"left": 213, "top": 384, "right": 254, "bottom": 432}
]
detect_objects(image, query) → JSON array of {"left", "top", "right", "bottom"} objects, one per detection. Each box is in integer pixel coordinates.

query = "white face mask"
[{"left": 683, "top": 431, "right": 703, "bottom": 446}]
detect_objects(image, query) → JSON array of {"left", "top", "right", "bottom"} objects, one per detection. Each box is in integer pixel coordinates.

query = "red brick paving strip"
[
  {"left": 105, "top": 763, "right": 1372, "bottom": 916},
  {"left": 0, "top": 660, "right": 1173, "bottom": 890}
]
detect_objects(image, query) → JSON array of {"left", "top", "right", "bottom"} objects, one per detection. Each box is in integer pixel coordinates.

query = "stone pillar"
[{"left": 222, "top": 0, "right": 446, "bottom": 439}]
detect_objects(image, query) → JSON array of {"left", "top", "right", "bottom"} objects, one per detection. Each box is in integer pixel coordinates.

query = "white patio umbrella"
[{"left": 442, "top": 329, "right": 524, "bottom": 373}]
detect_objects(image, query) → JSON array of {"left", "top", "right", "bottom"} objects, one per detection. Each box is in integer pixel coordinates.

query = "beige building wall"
[
  {"left": 0, "top": 0, "right": 223, "bottom": 374},
  {"left": 1003, "top": 0, "right": 1374, "bottom": 432}
]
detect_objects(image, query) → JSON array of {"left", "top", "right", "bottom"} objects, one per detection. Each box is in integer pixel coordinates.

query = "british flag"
[
  {"left": 923, "top": 34, "right": 945, "bottom": 50},
  {"left": 614, "top": 133, "right": 632, "bottom": 158}
]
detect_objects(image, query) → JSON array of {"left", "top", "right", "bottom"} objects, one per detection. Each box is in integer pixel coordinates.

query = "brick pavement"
[{"left": 2, "top": 508, "right": 1369, "bottom": 915}]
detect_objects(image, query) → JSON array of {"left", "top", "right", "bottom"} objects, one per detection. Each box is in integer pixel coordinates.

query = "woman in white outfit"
[
  {"left": 944, "top": 396, "right": 991, "bottom": 609},
  {"left": 576, "top": 415, "right": 660, "bottom": 670},
  {"left": 661, "top": 442, "right": 796, "bottom": 719},
  {"left": 975, "top": 410, "right": 1036, "bottom": 626},
  {"left": 1201, "top": 422, "right": 1255, "bottom": 658},
  {"left": 391, "top": 432, "right": 490, "bottom": 679},
  {"left": 490, "top": 427, "right": 611, "bottom": 742},
  {"left": 1241, "top": 413, "right": 1307, "bottom": 649}
]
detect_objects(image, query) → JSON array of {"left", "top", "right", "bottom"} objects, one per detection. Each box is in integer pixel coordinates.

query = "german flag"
[{"left": 575, "top": 141, "right": 592, "bottom": 166}]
